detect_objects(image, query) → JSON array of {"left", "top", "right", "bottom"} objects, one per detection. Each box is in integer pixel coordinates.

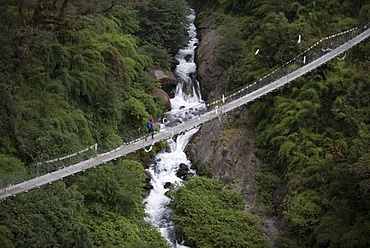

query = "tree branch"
[
  {"left": 18, "top": 0, "right": 32, "bottom": 23},
  {"left": 59, "top": 0, "right": 69, "bottom": 18}
]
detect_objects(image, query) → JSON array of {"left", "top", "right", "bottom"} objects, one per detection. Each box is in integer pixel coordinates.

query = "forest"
[
  {"left": 0, "top": 0, "right": 369, "bottom": 247},
  {"left": 203, "top": 0, "right": 369, "bottom": 247},
  {"left": 0, "top": 0, "right": 189, "bottom": 247}
]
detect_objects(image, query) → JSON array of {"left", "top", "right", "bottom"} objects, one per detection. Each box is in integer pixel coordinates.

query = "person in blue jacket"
[{"left": 147, "top": 118, "right": 155, "bottom": 139}]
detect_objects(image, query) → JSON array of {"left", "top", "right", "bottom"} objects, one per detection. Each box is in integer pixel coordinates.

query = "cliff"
[{"left": 187, "top": 10, "right": 279, "bottom": 246}]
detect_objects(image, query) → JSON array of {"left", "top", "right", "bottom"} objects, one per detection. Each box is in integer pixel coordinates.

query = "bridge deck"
[{"left": 1, "top": 27, "right": 369, "bottom": 200}]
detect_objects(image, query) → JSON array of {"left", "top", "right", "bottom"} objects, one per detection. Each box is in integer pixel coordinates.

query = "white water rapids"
[{"left": 143, "top": 10, "right": 202, "bottom": 248}]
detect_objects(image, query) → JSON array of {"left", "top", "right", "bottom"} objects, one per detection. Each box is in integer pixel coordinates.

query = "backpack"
[{"left": 147, "top": 121, "right": 153, "bottom": 129}]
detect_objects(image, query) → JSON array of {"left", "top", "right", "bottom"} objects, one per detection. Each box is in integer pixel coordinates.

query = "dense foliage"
[
  {"left": 194, "top": 0, "right": 370, "bottom": 247},
  {"left": 0, "top": 159, "right": 170, "bottom": 247},
  {"left": 0, "top": 0, "right": 191, "bottom": 168},
  {"left": 135, "top": 0, "right": 191, "bottom": 55},
  {"left": 169, "top": 176, "right": 268, "bottom": 247},
  {"left": 0, "top": 0, "right": 149, "bottom": 165},
  {"left": 0, "top": 0, "right": 190, "bottom": 247},
  {"left": 214, "top": 0, "right": 369, "bottom": 89},
  {"left": 1, "top": 0, "right": 369, "bottom": 247},
  {"left": 251, "top": 56, "right": 370, "bottom": 247}
]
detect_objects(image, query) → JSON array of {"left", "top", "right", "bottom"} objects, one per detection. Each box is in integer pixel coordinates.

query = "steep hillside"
[
  {"left": 188, "top": 0, "right": 370, "bottom": 247},
  {"left": 0, "top": 0, "right": 190, "bottom": 247}
]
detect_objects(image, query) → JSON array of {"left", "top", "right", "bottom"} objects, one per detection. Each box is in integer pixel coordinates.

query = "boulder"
[
  {"left": 184, "top": 54, "right": 193, "bottom": 62},
  {"left": 176, "top": 163, "right": 189, "bottom": 179},
  {"left": 164, "top": 182, "right": 173, "bottom": 189},
  {"left": 148, "top": 68, "right": 178, "bottom": 96},
  {"left": 153, "top": 88, "right": 172, "bottom": 111}
]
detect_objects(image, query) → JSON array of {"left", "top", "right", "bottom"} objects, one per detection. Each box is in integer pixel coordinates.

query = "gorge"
[
  {"left": 0, "top": 0, "right": 369, "bottom": 247},
  {"left": 145, "top": 5, "right": 278, "bottom": 247}
]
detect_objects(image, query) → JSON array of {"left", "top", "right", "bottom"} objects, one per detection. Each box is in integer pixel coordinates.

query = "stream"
[{"left": 143, "top": 9, "right": 202, "bottom": 248}]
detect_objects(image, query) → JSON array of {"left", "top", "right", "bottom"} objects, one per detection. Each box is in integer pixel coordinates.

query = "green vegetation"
[
  {"left": 0, "top": 159, "right": 170, "bottom": 247},
  {"left": 0, "top": 0, "right": 369, "bottom": 247},
  {"left": 195, "top": 0, "right": 370, "bottom": 246},
  {"left": 169, "top": 177, "right": 268, "bottom": 247},
  {"left": 251, "top": 60, "right": 370, "bottom": 247},
  {"left": 135, "top": 0, "right": 191, "bottom": 54},
  {"left": 0, "top": 0, "right": 189, "bottom": 247},
  {"left": 0, "top": 0, "right": 190, "bottom": 168},
  {"left": 214, "top": 0, "right": 369, "bottom": 90}
]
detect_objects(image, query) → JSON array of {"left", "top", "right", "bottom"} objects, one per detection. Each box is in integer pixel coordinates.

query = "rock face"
[
  {"left": 185, "top": 108, "right": 259, "bottom": 212},
  {"left": 192, "top": 13, "right": 260, "bottom": 207},
  {"left": 185, "top": 107, "right": 278, "bottom": 247},
  {"left": 195, "top": 15, "right": 228, "bottom": 102},
  {"left": 187, "top": 11, "right": 279, "bottom": 247},
  {"left": 195, "top": 29, "right": 226, "bottom": 102},
  {"left": 194, "top": 11, "right": 250, "bottom": 197}
]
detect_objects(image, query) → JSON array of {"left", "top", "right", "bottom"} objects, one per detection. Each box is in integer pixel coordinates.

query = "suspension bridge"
[{"left": 1, "top": 22, "right": 369, "bottom": 200}]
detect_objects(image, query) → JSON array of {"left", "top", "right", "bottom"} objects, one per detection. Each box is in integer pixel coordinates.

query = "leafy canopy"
[
  {"left": 135, "top": 0, "right": 191, "bottom": 54},
  {"left": 169, "top": 177, "right": 268, "bottom": 247}
]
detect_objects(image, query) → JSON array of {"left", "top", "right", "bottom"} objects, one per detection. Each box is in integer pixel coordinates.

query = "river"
[{"left": 143, "top": 9, "right": 202, "bottom": 248}]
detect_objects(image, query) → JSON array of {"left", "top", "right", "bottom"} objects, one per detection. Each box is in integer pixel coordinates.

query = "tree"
[
  {"left": 250, "top": 58, "right": 370, "bottom": 246},
  {"left": 75, "top": 159, "right": 170, "bottom": 247},
  {"left": 0, "top": 0, "right": 162, "bottom": 164},
  {"left": 135, "top": 0, "right": 191, "bottom": 54},
  {"left": 75, "top": 160, "right": 146, "bottom": 217},
  {"left": 169, "top": 177, "right": 267, "bottom": 247},
  {"left": 0, "top": 181, "right": 93, "bottom": 247},
  {"left": 16, "top": 0, "right": 146, "bottom": 29}
]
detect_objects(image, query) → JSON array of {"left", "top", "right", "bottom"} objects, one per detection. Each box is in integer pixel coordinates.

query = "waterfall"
[
  {"left": 170, "top": 9, "right": 202, "bottom": 111},
  {"left": 144, "top": 10, "right": 202, "bottom": 248}
]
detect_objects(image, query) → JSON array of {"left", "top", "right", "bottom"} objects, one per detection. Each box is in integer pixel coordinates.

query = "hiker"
[{"left": 147, "top": 118, "right": 155, "bottom": 139}]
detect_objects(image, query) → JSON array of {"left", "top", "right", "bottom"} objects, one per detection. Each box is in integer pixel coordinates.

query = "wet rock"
[
  {"left": 165, "top": 145, "right": 172, "bottom": 153},
  {"left": 170, "top": 57, "right": 180, "bottom": 70},
  {"left": 163, "top": 118, "right": 183, "bottom": 128},
  {"left": 179, "top": 78, "right": 195, "bottom": 98},
  {"left": 176, "top": 163, "right": 189, "bottom": 179},
  {"left": 189, "top": 72, "right": 197, "bottom": 83},
  {"left": 164, "top": 182, "right": 173, "bottom": 189},
  {"left": 141, "top": 155, "right": 155, "bottom": 169},
  {"left": 144, "top": 170, "right": 153, "bottom": 191},
  {"left": 184, "top": 54, "right": 193, "bottom": 62}
]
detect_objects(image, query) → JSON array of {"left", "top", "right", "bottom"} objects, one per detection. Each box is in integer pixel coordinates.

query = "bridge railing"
[
  {"left": 0, "top": 130, "right": 143, "bottom": 189},
  {"left": 217, "top": 20, "right": 369, "bottom": 106},
  {"left": 0, "top": 124, "right": 164, "bottom": 189},
  {"left": 1, "top": 21, "right": 369, "bottom": 189}
]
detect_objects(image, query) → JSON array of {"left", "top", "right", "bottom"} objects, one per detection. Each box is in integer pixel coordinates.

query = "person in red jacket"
[{"left": 146, "top": 118, "right": 155, "bottom": 139}]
